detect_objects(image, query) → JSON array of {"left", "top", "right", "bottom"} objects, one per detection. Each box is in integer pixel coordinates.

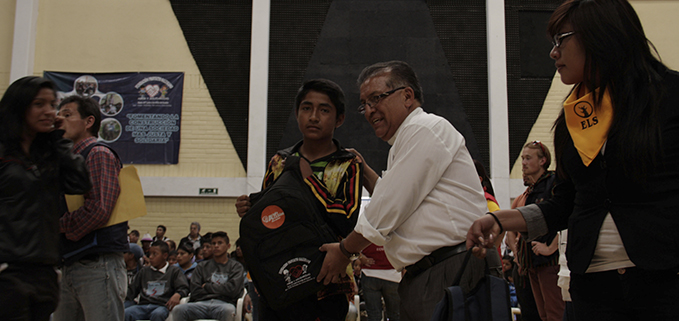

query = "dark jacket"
[
  {"left": 538, "top": 67, "right": 679, "bottom": 274},
  {"left": 179, "top": 235, "right": 202, "bottom": 250},
  {"left": 0, "top": 130, "right": 91, "bottom": 266}
]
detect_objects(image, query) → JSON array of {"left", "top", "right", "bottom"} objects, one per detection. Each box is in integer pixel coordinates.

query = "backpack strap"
[{"left": 79, "top": 142, "right": 122, "bottom": 168}]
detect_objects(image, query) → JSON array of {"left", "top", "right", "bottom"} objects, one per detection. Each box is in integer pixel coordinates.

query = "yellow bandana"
[{"left": 563, "top": 86, "right": 613, "bottom": 166}]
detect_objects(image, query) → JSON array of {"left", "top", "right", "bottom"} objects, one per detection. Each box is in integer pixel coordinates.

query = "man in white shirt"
[{"left": 318, "top": 60, "right": 501, "bottom": 321}]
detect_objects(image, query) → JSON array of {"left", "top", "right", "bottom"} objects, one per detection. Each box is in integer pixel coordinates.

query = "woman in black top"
[
  {"left": 0, "top": 76, "right": 91, "bottom": 321},
  {"left": 468, "top": 0, "right": 679, "bottom": 320}
]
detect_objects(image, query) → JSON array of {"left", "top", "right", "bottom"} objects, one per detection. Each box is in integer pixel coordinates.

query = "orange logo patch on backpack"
[{"left": 261, "top": 205, "right": 285, "bottom": 229}]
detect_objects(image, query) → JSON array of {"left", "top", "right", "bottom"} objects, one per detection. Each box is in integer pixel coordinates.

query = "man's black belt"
[{"left": 405, "top": 242, "right": 468, "bottom": 277}]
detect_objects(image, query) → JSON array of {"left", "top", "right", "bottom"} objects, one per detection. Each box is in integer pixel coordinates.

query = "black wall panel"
[
  {"left": 171, "top": 0, "right": 560, "bottom": 176},
  {"left": 273, "top": 0, "right": 481, "bottom": 173},
  {"left": 268, "top": 0, "right": 333, "bottom": 161},
  {"left": 505, "top": 0, "right": 560, "bottom": 164},
  {"left": 170, "top": 1, "right": 252, "bottom": 169}
]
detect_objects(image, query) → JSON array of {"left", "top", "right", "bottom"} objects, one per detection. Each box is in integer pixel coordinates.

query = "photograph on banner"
[{"left": 44, "top": 71, "right": 184, "bottom": 164}]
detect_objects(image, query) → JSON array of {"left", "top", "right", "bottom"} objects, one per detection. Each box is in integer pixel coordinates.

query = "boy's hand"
[
  {"left": 236, "top": 195, "right": 251, "bottom": 218},
  {"left": 166, "top": 293, "right": 181, "bottom": 310}
]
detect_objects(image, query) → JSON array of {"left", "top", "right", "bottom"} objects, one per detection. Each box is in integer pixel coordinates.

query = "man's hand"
[
  {"left": 345, "top": 147, "right": 378, "bottom": 194},
  {"left": 236, "top": 194, "right": 251, "bottom": 218},
  {"left": 466, "top": 214, "right": 501, "bottom": 258},
  {"left": 166, "top": 293, "right": 181, "bottom": 310},
  {"left": 317, "top": 242, "right": 350, "bottom": 285},
  {"left": 54, "top": 114, "right": 64, "bottom": 130},
  {"left": 531, "top": 241, "right": 548, "bottom": 255},
  {"left": 346, "top": 148, "right": 365, "bottom": 164}
]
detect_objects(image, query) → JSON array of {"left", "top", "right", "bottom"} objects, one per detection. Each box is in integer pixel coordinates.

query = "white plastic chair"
[
  {"left": 346, "top": 294, "right": 361, "bottom": 321},
  {"left": 511, "top": 307, "right": 521, "bottom": 321},
  {"left": 235, "top": 288, "right": 249, "bottom": 321}
]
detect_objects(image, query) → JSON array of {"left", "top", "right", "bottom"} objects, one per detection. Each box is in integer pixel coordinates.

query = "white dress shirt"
[{"left": 354, "top": 107, "right": 488, "bottom": 271}]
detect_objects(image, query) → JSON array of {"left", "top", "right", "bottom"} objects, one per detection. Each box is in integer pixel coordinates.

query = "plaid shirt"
[{"left": 60, "top": 136, "right": 121, "bottom": 241}]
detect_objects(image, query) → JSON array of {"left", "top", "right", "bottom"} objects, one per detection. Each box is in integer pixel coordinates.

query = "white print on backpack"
[{"left": 279, "top": 257, "right": 313, "bottom": 291}]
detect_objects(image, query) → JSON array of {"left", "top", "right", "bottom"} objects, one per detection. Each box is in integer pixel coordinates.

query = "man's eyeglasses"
[
  {"left": 552, "top": 31, "right": 575, "bottom": 48},
  {"left": 532, "top": 140, "right": 546, "bottom": 156},
  {"left": 358, "top": 87, "right": 406, "bottom": 114}
]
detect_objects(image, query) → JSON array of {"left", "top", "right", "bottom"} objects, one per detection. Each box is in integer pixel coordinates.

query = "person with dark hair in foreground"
[
  {"left": 0, "top": 76, "right": 91, "bottom": 321},
  {"left": 467, "top": 1, "right": 679, "bottom": 320}
]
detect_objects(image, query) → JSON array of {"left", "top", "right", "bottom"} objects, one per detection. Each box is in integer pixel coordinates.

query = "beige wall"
[
  {"left": 510, "top": 0, "right": 679, "bottom": 179},
  {"left": 0, "top": 0, "right": 16, "bottom": 91},
  {"left": 131, "top": 197, "right": 241, "bottom": 246}
]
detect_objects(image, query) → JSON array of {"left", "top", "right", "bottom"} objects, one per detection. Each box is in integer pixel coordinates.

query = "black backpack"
[{"left": 239, "top": 156, "right": 340, "bottom": 310}]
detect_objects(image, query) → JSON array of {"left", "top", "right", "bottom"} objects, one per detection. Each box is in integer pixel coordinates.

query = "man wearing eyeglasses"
[
  {"left": 318, "top": 60, "right": 501, "bottom": 321},
  {"left": 505, "top": 141, "right": 563, "bottom": 321}
]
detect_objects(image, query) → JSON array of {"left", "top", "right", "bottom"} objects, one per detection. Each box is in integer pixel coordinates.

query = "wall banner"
[{"left": 44, "top": 71, "right": 184, "bottom": 164}]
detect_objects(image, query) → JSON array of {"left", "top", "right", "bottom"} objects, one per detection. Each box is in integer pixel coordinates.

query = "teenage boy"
[
  {"left": 175, "top": 243, "right": 197, "bottom": 281},
  {"left": 172, "top": 231, "right": 245, "bottom": 321},
  {"left": 153, "top": 225, "right": 169, "bottom": 242},
  {"left": 236, "top": 79, "right": 363, "bottom": 320},
  {"left": 200, "top": 233, "right": 213, "bottom": 261},
  {"left": 129, "top": 230, "right": 140, "bottom": 244},
  {"left": 125, "top": 241, "right": 189, "bottom": 321}
]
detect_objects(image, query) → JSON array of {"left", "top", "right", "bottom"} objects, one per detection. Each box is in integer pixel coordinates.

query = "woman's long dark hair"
[
  {"left": 548, "top": 0, "right": 666, "bottom": 182},
  {"left": 0, "top": 76, "right": 57, "bottom": 156}
]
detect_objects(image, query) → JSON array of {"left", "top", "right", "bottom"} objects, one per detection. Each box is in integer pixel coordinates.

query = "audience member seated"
[
  {"left": 175, "top": 243, "right": 197, "bottom": 281},
  {"left": 153, "top": 225, "right": 169, "bottom": 242},
  {"left": 195, "top": 248, "right": 204, "bottom": 262},
  {"left": 125, "top": 241, "right": 189, "bottom": 321},
  {"left": 168, "top": 250, "right": 178, "bottom": 266},
  {"left": 199, "top": 233, "right": 213, "bottom": 262},
  {"left": 172, "top": 231, "right": 245, "bottom": 321},
  {"left": 229, "top": 239, "right": 247, "bottom": 270},
  {"left": 141, "top": 233, "right": 153, "bottom": 256},
  {"left": 179, "top": 222, "right": 203, "bottom": 251},
  {"left": 125, "top": 243, "right": 144, "bottom": 284},
  {"left": 166, "top": 239, "right": 177, "bottom": 252},
  {"left": 129, "top": 230, "right": 140, "bottom": 244}
]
